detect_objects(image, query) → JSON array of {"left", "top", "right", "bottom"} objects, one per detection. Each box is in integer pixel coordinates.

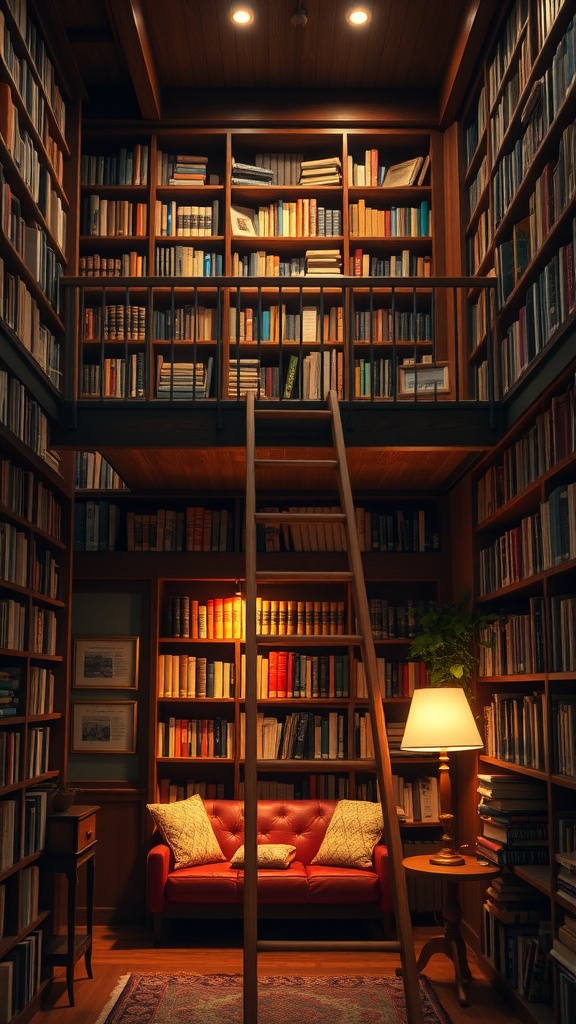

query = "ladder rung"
[
  {"left": 255, "top": 570, "right": 353, "bottom": 582},
  {"left": 257, "top": 940, "right": 402, "bottom": 953},
  {"left": 254, "top": 511, "right": 345, "bottom": 523},
  {"left": 254, "top": 459, "right": 338, "bottom": 469},
  {"left": 255, "top": 409, "right": 332, "bottom": 420}
]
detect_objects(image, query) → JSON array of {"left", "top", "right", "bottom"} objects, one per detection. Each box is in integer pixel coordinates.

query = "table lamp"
[{"left": 400, "top": 687, "right": 483, "bottom": 866}]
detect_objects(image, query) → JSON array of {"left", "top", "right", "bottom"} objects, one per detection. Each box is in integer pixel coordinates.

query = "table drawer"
[{"left": 46, "top": 805, "right": 99, "bottom": 854}]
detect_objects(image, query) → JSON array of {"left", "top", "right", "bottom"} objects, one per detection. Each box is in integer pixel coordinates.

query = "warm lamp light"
[
  {"left": 401, "top": 687, "right": 483, "bottom": 866},
  {"left": 347, "top": 6, "right": 371, "bottom": 26},
  {"left": 230, "top": 4, "right": 255, "bottom": 25}
]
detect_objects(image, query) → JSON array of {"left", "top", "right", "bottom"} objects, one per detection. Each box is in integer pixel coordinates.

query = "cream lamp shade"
[{"left": 400, "top": 686, "right": 483, "bottom": 752}]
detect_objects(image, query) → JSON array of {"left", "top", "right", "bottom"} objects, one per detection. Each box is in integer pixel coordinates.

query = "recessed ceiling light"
[
  {"left": 347, "top": 6, "right": 370, "bottom": 26},
  {"left": 230, "top": 4, "right": 254, "bottom": 25}
]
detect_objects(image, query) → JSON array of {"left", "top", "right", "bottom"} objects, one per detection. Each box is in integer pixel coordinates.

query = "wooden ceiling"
[
  {"left": 47, "top": 0, "right": 500, "bottom": 495},
  {"left": 50, "top": 0, "right": 499, "bottom": 123}
]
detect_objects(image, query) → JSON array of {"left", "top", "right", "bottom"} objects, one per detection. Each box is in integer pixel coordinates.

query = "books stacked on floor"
[
  {"left": 484, "top": 872, "right": 549, "bottom": 926},
  {"left": 556, "top": 851, "right": 576, "bottom": 908},
  {"left": 476, "top": 773, "right": 549, "bottom": 866},
  {"left": 228, "top": 359, "right": 261, "bottom": 397},
  {"left": 299, "top": 156, "right": 342, "bottom": 185},
  {"left": 305, "top": 249, "right": 342, "bottom": 275},
  {"left": 156, "top": 356, "right": 213, "bottom": 399},
  {"left": 231, "top": 160, "right": 274, "bottom": 186},
  {"left": 168, "top": 155, "right": 208, "bottom": 185},
  {"left": 483, "top": 884, "right": 552, "bottom": 1001}
]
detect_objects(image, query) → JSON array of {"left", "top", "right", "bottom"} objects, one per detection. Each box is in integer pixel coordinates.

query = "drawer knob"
[{"left": 86, "top": 829, "right": 93, "bottom": 839}]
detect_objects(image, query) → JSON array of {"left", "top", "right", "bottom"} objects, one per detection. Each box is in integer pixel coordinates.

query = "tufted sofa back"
[{"left": 203, "top": 798, "right": 338, "bottom": 864}]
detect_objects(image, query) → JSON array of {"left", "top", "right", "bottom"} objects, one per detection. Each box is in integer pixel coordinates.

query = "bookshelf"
[
  {"left": 472, "top": 358, "right": 576, "bottom": 1024},
  {"left": 461, "top": 0, "right": 576, "bottom": 404},
  {"left": 69, "top": 125, "right": 453, "bottom": 404},
  {"left": 0, "top": 0, "right": 75, "bottom": 1018}
]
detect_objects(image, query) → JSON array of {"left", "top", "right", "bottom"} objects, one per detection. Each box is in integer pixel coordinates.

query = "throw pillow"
[
  {"left": 311, "top": 799, "right": 383, "bottom": 869},
  {"left": 230, "top": 844, "right": 297, "bottom": 869},
  {"left": 146, "top": 793, "right": 225, "bottom": 870}
]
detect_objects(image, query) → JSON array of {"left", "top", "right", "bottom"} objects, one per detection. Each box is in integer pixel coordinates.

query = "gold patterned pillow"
[
  {"left": 146, "top": 794, "right": 225, "bottom": 869},
  {"left": 230, "top": 844, "right": 297, "bottom": 869},
  {"left": 311, "top": 800, "right": 383, "bottom": 869}
]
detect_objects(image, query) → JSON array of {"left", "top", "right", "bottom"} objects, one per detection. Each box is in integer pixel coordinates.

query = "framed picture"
[
  {"left": 230, "top": 205, "right": 257, "bottom": 237},
  {"left": 71, "top": 701, "right": 137, "bottom": 754},
  {"left": 398, "top": 363, "right": 449, "bottom": 397},
  {"left": 74, "top": 636, "right": 139, "bottom": 690}
]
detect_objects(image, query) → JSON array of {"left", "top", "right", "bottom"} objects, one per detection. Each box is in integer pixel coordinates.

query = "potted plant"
[
  {"left": 50, "top": 776, "right": 81, "bottom": 812},
  {"left": 408, "top": 595, "right": 497, "bottom": 701}
]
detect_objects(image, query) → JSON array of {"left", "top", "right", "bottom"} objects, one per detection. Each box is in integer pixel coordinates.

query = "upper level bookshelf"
[
  {"left": 63, "top": 125, "right": 483, "bottom": 405},
  {"left": 461, "top": 0, "right": 576, "bottom": 404}
]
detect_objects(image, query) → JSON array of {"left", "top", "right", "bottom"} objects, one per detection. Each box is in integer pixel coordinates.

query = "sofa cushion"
[
  {"left": 147, "top": 794, "right": 225, "bottom": 869},
  {"left": 311, "top": 799, "right": 383, "bottom": 869},
  {"left": 236, "top": 860, "right": 309, "bottom": 903},
  {"left": 306, "top": 863, "right": 381, "bottom": 903},
  {"left": 165, "top": 861, "right": 239, "bottom": 903},
  {"left": 230, "top": 844, "right": 296, "bottom": 868}
]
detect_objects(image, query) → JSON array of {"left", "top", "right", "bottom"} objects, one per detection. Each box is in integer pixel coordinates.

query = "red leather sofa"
[{"left": 147, "top": 798, "right": 393, "bottom": 944}]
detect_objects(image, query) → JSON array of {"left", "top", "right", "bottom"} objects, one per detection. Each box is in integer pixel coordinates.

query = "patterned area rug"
[{"left": 95, "top": 973, "right": 454, "bottom": 1024}]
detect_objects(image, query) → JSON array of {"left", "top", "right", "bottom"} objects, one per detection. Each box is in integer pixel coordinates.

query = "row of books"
[
  {"left": 0, "top": 663, "right": 20, "bottom": 719},
  {"left": 153, "top": 305, "right": 218, "bottom": 341},
  {"left": 155, "top": 200, "right": 219, "bottom": 237},
  {"left": 232, "top": 201, "right": 342, "bottom": 238},
  {"left": 80, "top": 357, "right": 145, "bottom": 401},
  {"left": 355, "top": 659, "right": 429, "bottom": 700},
  {"left": 75, "top": 451, "right": 127, "bottom": 491},
  {"left": 553, "top": 698, "right": 576, "bottom": 777},
  {"left": 0, "top": 521, "right": 28, "bottom": 588},
  {"left": 349, "top": 201, "right": 430, "bottom": 238},
  {"left": 347, "top": 153, "right": 429, "bottom": 188},
  {"left": 241, "top": 710, "right": 346, "bottom": 761},
  {"left": 157, "top": 717, "right": 234, "bottom": 759},
  {"left": 26, "top": 725, "right": 49, "bottom": 777},
  {"left": 158, "top": 656, "right": 235, "bottom": 700},
  {"left": 230, "top": 251, "right": 307, "bottom": 276},
  {"left": 79, "top": 252, "right": 147, "bottom": 277},
  {"left": 476, "top": 375, "right": 575, "bottom": 522},
  {"left": 19, "top": 865, "right": 39, "bottom": 931},
  {"left": 22, "top": 789, "right": 47, "bottom": 858},
  {"left": 463, "top": 86, "right": 486, "bottom": 170},
  {"left": 81, "top": 195, "right": 148, "bottom": 237},
  {"left": 0, "top": 174, "right": 63, "bottom": 311},
  {"left": 0, "top": 729, "right": 20, "bottom": 787},
  {"left": 352, "top": 250, "right": 431, "bottom": 278},
  {"left": 499, "top": 223, "right": 575, "bottom": 395},
  {"left": 489, "top": 33, "right": 530, "bottom": 161},
  {"left": 482, "top": 692, "right": 546, "bottom": 770},
  {"left": 354, "top": 357, "right": 394, "bottom": 398},
  {"left": 229, "top": 304, "right": 342, "bottom": 343},
  {"left": 165, "top": 594, "right": 243, "bottom": 639},
  {"left": 0, "top": 928, "right": 43, "bottom": 1022},
  {"left": 27, "top": 666, "right": 54, "bottom": 716},
  {"left": 31, "top": 606, "right": 56, "bottom": 656},
  {"left": 477, "top": 483, "right": 576, "bottom": 595},
  {"left": 486, "top": 0, "right": 528, "bottom": 108},
  {"left": 0, "top": 800, "right": 17, "bottom": 870},
  {"left": 255, "top": 597, "right": 346, "bottom": 637},
  {"left": 81, "top": 144, "right": 149, "bottom": 186},
  {"left": 241, "top": 652, "right": 350, "bottom": 701},
  {"left": 0, "top": 371, "right": 54, "bottom": 468},
  {"left": 478, "top": 601, "right": 545, "bottom": 675},
  {"left": 153, "top": 246, "right": 223, "bottom": 277},
  {"left": 0, "top": 598, "right": 26, "bottom": 651},
  {"left": 83, "top": 303, "right": 146, "bottom": 342},
  {"left": 0, "top": 255, "right": 62, "bottom": 389},
  {"left": 2, "top": 0, "right": 66, "bottom": 132},
  {"left": 550, "top": 596, "right": 576, "bottom": 671}
]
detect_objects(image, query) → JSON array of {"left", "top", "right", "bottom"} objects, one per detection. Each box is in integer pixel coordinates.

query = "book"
[
  {"left": 382, "top": 157, "right": 424, "bottom": 187},
  {"left": 283, "top": 355, "right": 299, "bottom": 399}
]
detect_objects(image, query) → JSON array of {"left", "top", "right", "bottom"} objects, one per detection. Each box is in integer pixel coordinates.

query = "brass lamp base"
[{"left": 429, "top": 813, "right": 465, "bottom": 866}]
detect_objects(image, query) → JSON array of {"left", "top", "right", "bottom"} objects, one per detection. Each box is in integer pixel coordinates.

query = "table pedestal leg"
[{"left": 396, "top": 879, "right": 472, "bottom": 1006}]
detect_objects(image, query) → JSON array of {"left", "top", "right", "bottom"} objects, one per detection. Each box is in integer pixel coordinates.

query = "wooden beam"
[
  {"left": 438, "top": 0, "right": 501, "bottom": 127},
  {"left": 105, "top": 0, "right": 161, "bottom": 120}
]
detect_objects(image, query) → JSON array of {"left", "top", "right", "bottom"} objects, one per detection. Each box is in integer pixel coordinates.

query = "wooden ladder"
[{"left": 243, "top": 389, "right": 423, "bottom": 1024}]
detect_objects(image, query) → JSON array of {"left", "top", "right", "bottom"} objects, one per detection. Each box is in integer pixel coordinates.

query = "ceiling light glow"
[
  {"left": 347, "top": 6, "right": 370, "bottom": 26},
  {"left": 230, "top": 4, "right": 254, "bottom": 25}
]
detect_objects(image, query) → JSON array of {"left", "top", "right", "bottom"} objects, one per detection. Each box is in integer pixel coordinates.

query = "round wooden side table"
[{"left": 399, "top": 853, "right": 500, "bottom": 1006}]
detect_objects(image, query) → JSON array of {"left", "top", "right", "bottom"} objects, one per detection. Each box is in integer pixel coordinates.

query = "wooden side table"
[
  {"left": 400, "top": 853, "right": 500, "bottom": 1006},
  {"left": 41, "top": 805, "right": 99, "bottom": 1006}
]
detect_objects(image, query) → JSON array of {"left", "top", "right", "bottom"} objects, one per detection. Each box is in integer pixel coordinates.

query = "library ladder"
[{"left": 243, "top": 389, "right": 423, "bottom": 1024}]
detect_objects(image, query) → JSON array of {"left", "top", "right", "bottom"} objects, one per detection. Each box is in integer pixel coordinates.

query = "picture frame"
[
  {"left": 73, "top": 636, "right": 139, "bottom": 690},
  {"left": 230, "top": 205, "right": 257, "bottom": 237},
  {"left": 71, "top": 700, "right": 137, "bottom": 754},
  {"left": 398, "top": 362, "right": 450, "bottom": 397}
]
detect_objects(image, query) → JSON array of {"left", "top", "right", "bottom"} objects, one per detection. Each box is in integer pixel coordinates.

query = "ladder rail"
[{"left": 243, "top": 390, "right": 258, "bottom": 1022}]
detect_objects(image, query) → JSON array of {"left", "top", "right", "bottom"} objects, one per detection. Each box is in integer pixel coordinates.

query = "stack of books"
[
  {"left": 476, "top": 773, "right": 549, "bottom": 866},
  {"left": 156, "top": 356, "right": 213, "bottom": 399},
  {"left": 231, "top": 160, "right": 274, "bottom": 186},
  {"left": 168, "top": 155, "right": 208, "bottom": 185},
  {"left": 305, "top": 249, "right": 342, "bottom": 275},
  {"left": 0, "top": 666, "right": 20, "bottom": 718},
  {"left": 556, "top": 851, "right": 576, "bottom": 908},
  {"left": 552, "top": 905, "right": 576, "bottom": 973},
  {"left": 299, "top": 156, "right": 342, "bottom": 185},
  {"left": 228, "top": 359, "right": 261, "bottom": 397}
]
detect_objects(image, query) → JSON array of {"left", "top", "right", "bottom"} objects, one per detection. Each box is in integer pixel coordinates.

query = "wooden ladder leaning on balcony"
[{"left": 242, "top": 388, "right": 423, "bottom": 1024}]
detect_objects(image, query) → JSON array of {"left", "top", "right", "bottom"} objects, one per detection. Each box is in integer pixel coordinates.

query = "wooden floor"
[{"left": 37, "top": 920, "right": 521, "bottom": 1024}]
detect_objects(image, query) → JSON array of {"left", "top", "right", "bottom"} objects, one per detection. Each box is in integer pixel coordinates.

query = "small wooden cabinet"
[{"left": 41, "top": 805, "right": 99, "bottom": 1006}]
